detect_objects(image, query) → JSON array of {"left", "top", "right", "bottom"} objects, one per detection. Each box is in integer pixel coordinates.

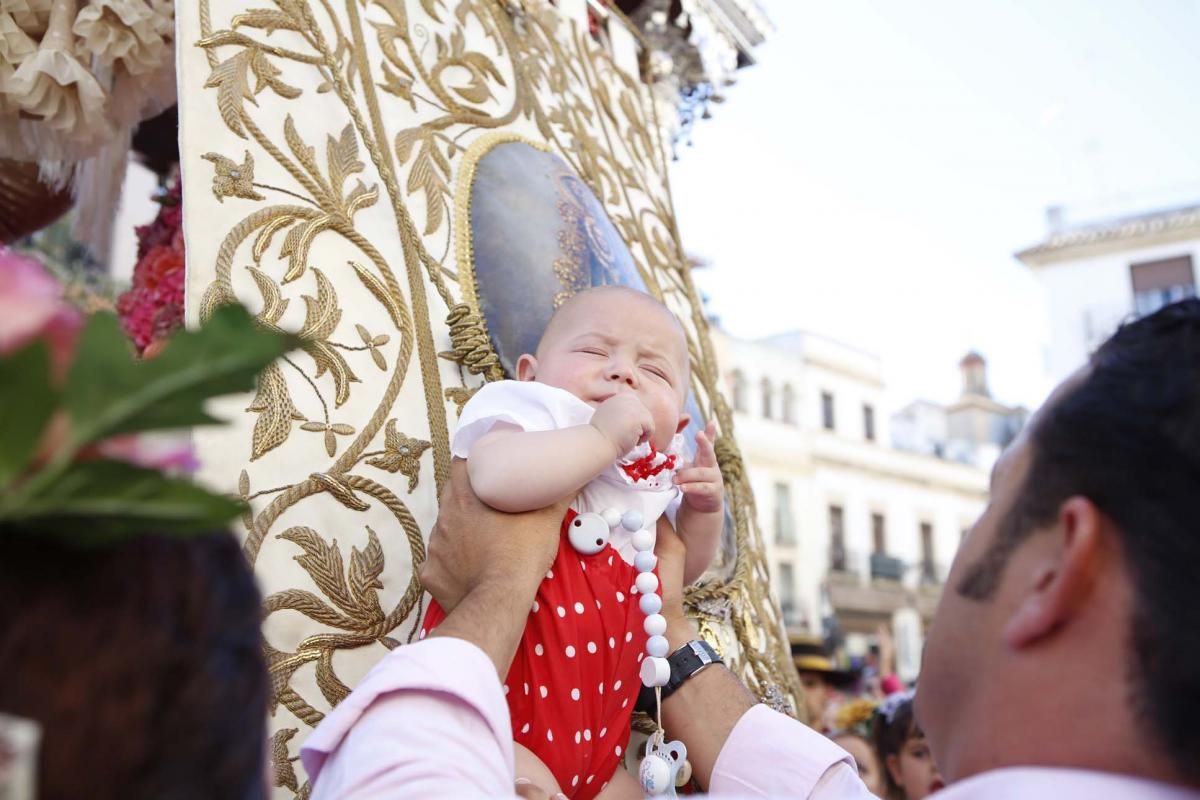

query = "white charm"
[
  {"left": 639, "top": 592, "right": 662, "bottom": 615},
  {"left": 567, "top": 512, "right": 610, "bottom": 555},
  {"left": 630, "top": 528, "right": 655, "bottom": 553},
  {"left": 600, "top": 507, "right": 622, "bottom": 528},
  {"left": 634, "top": 551, "right": 657, "bottom": 572},
  {"left": 640, "top": 655, "right": 670, "bottom": 687},
  {"left": 640, "top": 738, "right": 688, "bottom": 797},
  {"left": 646, "top": 634, "right": 669, "bottom": 658},
  {"left": 643, "top": 613, "right": 667, "bottom": 637},
  {"left": 635, "top": 571, "right": 659, "bottom": 595},
  {"left": 621, "top": 509, "right": 644, "bottom": 531}
]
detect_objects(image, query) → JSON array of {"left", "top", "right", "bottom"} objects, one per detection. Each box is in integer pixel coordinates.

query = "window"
[
  {"left": 761, "top": 378, "right": 774, "bottom": 419},
  {"left": 777, "top": 562, "right": 798, "bottom": 625},
  {"left": 782, "top": 384, "right": 797, "bottom": 426},
  {"left": 731, "top": 370, "right": 747, "bottom": 414},
  {"left": 1131, "top": 255, "right": 1195, "bottom": 316},
  {"left": 863, "top": 404, "right": 876, "bottom": 442},
  {"left": 871, "top": 512, "right": 887, "bottom": 555},
  {"left": 774, "top": 482, "right": 795, "bottom": 545},
  {"left": 829, "top": 505, "right": 846, "bottom": 571},
  {"left": 821, "top": 391, "right": 835, "bottom": 431},
  {"left": 920, "top": 522, "right": 937, "bottom": 583}
]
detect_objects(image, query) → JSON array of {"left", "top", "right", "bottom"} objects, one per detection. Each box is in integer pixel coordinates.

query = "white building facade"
[
  {"left": 712, "top": 330, "right": 989, "bottom": 667},
  {"left": 1016, "top": 204, "right": 1200, "bottom": 385}
]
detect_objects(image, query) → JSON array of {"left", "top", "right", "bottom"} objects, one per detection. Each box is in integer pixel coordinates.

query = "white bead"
[
  {"left": 635, "top": 572, "right": 659, "bottom": 595},
  {"left": 639, "top": 592, "right": 662, "bottom": 615},
  {"left": 621, "top": 509, "right": 644, "bottom": 531},
  {"left": 634, "top": 551, "right": 658, "bottom": 572},
  {"left": 647, "top": 634, "right": 670, "bottom": 657},
  {"left": 600, "top": 508, "right": 622, "bottom": 527},
  {"left": 631, "top": 528, "right": 655, "bottom": 552},
  {"left": 568, "top": 512, "right": 610, "bottom": 555},
  {"left": 640, "top": 753, "right": 672, "bottom": 795},
  {"left": 644, "top": 613, "right": 667, "bottom": 636},
  {"left": 640, "top": 655, "right": 670, "bottom": 687}
]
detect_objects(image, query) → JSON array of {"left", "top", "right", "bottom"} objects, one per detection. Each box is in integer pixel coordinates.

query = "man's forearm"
[
  {"left": 468, "top": 425, "right": 615, "bottom": 512},
  {"left": 657, "top": 615, "right": 756, "bottom": 790},
  {"left": 429, "top": 577, "right": 539, "bottom": 679}
]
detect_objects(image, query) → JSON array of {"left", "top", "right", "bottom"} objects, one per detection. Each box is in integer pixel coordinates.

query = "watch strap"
[{"left": 634, "top": 639, "right": 723, "bottom": 713}]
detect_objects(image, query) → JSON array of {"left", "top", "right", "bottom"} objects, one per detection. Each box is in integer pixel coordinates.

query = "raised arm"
[{"left": 468, "top": 392, "right": 656, "bottom": 513}]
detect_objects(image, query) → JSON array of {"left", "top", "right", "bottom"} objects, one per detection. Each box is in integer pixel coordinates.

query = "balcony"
[{"left": 870, "top": 552, "right": 905, "bottom": 582}]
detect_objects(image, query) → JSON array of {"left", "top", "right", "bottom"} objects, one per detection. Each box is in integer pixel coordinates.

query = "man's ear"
[
  {"left": 516, "top": 354, "right": 538, "bottom": 382},
  {"left": 675, "top": 412, "right": 691, "bottom": 435},
  {"left": 1002, "top": 496, "right": 1105, "bottom": 650}
]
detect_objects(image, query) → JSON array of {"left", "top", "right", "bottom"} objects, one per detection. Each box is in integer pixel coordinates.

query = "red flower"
[{"left": 119, "top": 176, "right": 186, "bottom": 354}]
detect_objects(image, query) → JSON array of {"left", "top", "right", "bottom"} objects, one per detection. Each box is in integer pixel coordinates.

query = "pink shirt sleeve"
[
  {"left": 710, "top": 704, "right": 878, "bottom": 798},
  {"left": 301, "top": 637, "right": 518, "bottom": 799}
]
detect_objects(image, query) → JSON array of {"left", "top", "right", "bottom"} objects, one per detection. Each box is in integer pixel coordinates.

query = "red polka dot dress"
[
  {"left": 423, "top": 509, "right": 657, "bottom": 797},
  {"left": 421, "top": 381, "right": 683, "bottom": 798}
]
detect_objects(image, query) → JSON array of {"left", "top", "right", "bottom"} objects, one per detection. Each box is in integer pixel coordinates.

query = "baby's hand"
[
  {"left": 675, "top": 420, "right": 724, "bottom": 513},
  {"left": 590, "top": 393, "right": 654, "bottom": 457}
]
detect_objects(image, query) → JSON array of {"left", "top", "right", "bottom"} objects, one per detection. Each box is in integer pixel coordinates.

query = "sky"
[{"left": 669, "top": 0, "right": 1200, "bottom": 412}]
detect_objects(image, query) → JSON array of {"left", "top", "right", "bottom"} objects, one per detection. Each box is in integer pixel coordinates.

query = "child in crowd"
[
  {"left": 873, "top": 691, "right": 945, "bottom": 800},
  {"left": 829, "top": 698, "right": 886, "bottom": 797},
  {"left": 422, "top": 285, "right": 725, "bottom": 799}
]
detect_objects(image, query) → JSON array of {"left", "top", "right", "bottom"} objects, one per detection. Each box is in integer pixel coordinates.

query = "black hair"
[
  {"left": 873, "top": 694, "right": 922, "bottom": 800},
  {"left": 955, "top": 298, "right": 1200, "bottom": 784},
  {"left": 0, "top": 530, "right": 268, "bottom": 800}
]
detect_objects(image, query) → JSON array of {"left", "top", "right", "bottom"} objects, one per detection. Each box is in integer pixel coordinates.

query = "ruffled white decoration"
[
  {"left": 0, "top": 0, "right": 176, "bottom": 258},
  {"left": 10, "top": 0, "right": 112, "bottom": 159}
]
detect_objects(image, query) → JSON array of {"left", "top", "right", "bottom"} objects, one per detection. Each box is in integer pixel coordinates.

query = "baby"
[{"left": 422, "top": 285, "right": 724, "bottom": 799}]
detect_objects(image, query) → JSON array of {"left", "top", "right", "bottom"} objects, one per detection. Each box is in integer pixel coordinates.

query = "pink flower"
[
  {"left": 0, "top": 247, "right": 82, "bottom": 375},
  {"left": 94, "top": 432, "right": 199, "bottom": 474}
]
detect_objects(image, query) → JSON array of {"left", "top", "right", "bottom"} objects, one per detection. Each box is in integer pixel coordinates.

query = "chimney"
[{"left": 960, "top": 351, "right": 989, "bottom": 398}]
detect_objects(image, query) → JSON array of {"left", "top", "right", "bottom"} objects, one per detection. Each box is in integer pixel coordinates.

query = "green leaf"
[
  {"left": 64, "top": 305, "right": 301, "bottom": 454},
  {"left": 1, "top": 459, "right": 245, "bottom": 545},
  {"left": 0, "top": 340, "right": 58, "bottom": 485}
]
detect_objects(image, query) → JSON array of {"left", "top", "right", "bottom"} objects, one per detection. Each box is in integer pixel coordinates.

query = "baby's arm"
[
  {"left": 673, "top": 421, "right": 725, "bottom": 584},
  {"left": 468, "top": 393, "right": 656, "bottom": 513}
]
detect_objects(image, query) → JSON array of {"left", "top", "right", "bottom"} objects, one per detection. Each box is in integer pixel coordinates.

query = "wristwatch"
[{"left": 635, "top": 639, "right": 723, "bottom": 712}]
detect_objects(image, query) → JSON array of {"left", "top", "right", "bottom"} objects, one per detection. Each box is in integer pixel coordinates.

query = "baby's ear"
[
  {"left": 516, "top": 354, "right": 538, "bottom": 382},
  {"left": 675, "top": 412, "right": 691, "bottom": 434}
]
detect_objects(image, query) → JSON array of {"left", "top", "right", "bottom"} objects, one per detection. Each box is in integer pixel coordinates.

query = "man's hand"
[
  {"left": 419, "top": 459, "right": 566, "bottom": 613},
  {"left": 675, "top": 420, "right": 723, "bottom": 513},
  {"left": 589, "top": 393, "right": 654, "bottom": 457}
]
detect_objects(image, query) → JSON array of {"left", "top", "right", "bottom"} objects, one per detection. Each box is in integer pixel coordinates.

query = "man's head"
[
  {"left": 516, "top": 285, "right": 691, "bottom": 450},
  {"left": 918, "top": 298, "right": 1200, "bottom": 787}
]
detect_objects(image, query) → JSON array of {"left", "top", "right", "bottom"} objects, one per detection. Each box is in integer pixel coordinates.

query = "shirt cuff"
[
  {"left": 300, "top": 637, "right": 513, "bottom": 782},
  {"left": 710, "top": 704, "right": 856, "bottom": 797}
]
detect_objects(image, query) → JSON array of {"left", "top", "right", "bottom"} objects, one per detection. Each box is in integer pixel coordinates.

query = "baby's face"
[{"left": 519, "top": 289, "right": 690, "bottom": 451}]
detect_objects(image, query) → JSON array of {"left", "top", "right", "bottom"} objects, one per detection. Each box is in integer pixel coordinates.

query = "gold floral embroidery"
[
  {"left": 201, "top": 151, "right": 266, "bottom": 202},
  {"left": 366, "top": 420, "right": 432, "bottom": 492}
]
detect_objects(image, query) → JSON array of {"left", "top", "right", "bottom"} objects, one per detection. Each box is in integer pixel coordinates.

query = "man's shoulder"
[{"left": 937, "top": 768, "right": 1200, "bottom": 800}]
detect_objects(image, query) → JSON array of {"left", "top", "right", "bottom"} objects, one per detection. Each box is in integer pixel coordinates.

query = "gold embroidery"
[
  {"left": 186, "top": 4, "right": 799, "bottom": 795},
  {"left": 201, "top": 151, "right": 267, "bottom": 202},
  {"left": 365, "top": 420, "right": 432, "bottom": 492}
]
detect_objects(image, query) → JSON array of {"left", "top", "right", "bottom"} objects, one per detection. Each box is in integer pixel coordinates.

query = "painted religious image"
[{"left": 457, "top": 137, "right": 728, "bottom": 573}]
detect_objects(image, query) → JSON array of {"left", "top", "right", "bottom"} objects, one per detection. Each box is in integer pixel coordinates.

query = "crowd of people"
[
  {"left": 790, "top": 632, "right": 940, "bottom": 800},
  {"left": 2, "top": 253, "right": 1200, "bottom": 799}
]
